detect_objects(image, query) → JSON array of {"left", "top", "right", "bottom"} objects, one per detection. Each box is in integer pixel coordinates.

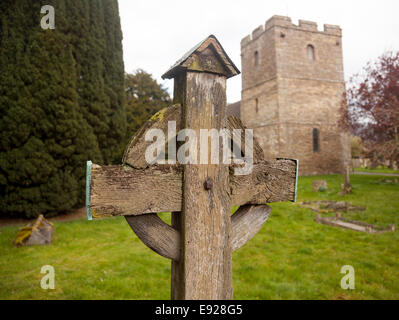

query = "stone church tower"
[{"left": 240, "top": 15, "right": 351, "bottom": 175}]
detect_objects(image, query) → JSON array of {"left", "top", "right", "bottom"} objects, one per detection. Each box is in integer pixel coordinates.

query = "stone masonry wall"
[{"left": 241, "top": 15, "right": 351, "bottom": 176}]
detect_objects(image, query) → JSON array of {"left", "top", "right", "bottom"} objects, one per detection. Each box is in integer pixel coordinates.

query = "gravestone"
[{"left": 15, "top": 215, "right": 54, "bottom": 247}]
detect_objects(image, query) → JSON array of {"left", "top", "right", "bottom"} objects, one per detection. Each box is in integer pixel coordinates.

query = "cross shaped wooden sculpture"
[{"left": 85, "top": 35, "right": 298, "bottom": 300}]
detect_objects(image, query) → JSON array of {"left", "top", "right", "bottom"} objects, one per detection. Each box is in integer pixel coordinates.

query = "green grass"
[
  {"left": 354, "top": 167, "right": 399, "bottom": 174},
  {"left": 0, "top": 174, "right": 398, "bottom": 300}
]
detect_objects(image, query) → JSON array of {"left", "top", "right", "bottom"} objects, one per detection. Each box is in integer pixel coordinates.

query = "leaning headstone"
[
  {"left": 15, "top": 215, "right": 54, "bottom": 247},
  {"left": 312, "top": 180, "right": 328, "bottom": 192}
]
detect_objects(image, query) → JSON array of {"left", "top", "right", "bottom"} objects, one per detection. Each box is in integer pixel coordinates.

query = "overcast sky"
[{"left": 118, "top": 0, "right": 399, "bottom": 103}]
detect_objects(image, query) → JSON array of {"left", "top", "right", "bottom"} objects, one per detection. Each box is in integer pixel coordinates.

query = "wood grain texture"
[
  {"left": 226, "top": 115, "right": 264, "bottom": 164},
  {"left": 161, "top": 35, "right": 240, "bottom": 80},
  {"left": 231, "top": 205, "right": 272, "bottom": 251},
  {"left": 171, "top": 211, "right": 184, "bottom": 299},
  {"left": 170, "top": 73, "right": 186, "bottom": 301},
  {"left": 90, "top": 164, "right": 182, "bottom": 218},
  {"left": 122, "top": 205, "right": 272, "bottom": 261},
  {"left": 122, "top": 104, "right": 264, "bottom": 169},
  {"left": 122, "top": 104, "right": 181, "bottom": 169},
  {"left": 181, "top": 72, "right": 232, "bottom": 300},
  {"left": 229, "top": 159, "right": 297, "bottom": 206},
  {"left": 125, "top": 213, "right": 180, "bottom": 261},
  {"left": 89, "top": 159, "right": 296, "bottom": 218}
]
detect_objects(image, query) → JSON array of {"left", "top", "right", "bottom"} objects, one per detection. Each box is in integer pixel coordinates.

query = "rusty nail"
[{"left": 204, "top": 178, "right": 213, "bottom": 191}]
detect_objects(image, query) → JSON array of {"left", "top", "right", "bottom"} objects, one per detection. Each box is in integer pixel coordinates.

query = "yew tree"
[{"left": 0, "top": 0, "right": 126, "bottom": 218}]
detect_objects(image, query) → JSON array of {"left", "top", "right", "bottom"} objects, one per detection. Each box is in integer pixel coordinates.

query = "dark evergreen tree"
[
  {"left": 66, "top": 0, "right": 126, "bottom": 164},
  {"left": 102, "top": 0, "right": 127, "bottom": 163},
  {"left": 0, "top": 0, "right": 126, "bottom": 218}
]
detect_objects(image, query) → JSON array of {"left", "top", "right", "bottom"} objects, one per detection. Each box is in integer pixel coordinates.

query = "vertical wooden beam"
[
  {"left": 171, "top": 73, "right": 185, "bottom": 300},
  {"left": 181, "top": 72, "right": 232, "bottom": 300},
  {"left": 163, "top": 35, "right": 239, "bottom": 300},
  {"left": 171, "top": 211, "right": 184, "bottom": 300}
]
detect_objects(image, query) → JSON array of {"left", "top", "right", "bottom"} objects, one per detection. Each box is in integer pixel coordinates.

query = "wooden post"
[
  {"left": 171, "top": 74, "right": 185, "bottom": 300},
  {"left": 345, "top": 164, "right": 351, "bottom": 186},
  {"left": 184, "top": 72, "right": 231, "bottom": 299},
  {"left": 162, "top": 36, "right": 239, "bottom": 300}
]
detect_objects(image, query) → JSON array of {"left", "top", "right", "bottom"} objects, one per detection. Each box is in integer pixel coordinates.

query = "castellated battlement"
[
  {"left": 265, "top": 15, "right": 292, "bottom": 29},
  {"left": 241, "top": 15, "right": 342, "bottom": 48}
]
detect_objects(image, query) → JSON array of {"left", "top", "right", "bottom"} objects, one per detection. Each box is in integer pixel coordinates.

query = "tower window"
[
  {"left": 255, "top": 98, "right": 259, "bottom": 113},
  {"left": 313, "top": 128, "right": 320, "bottom": 152},
  {"left": 254, "top": 51, "right": 259, "bottom": 66},
  {"left": 307, "top": 45, "right": 315, "bottom": 61}
]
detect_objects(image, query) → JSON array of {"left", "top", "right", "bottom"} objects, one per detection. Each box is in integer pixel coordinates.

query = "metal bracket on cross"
[{"left": 85, "top": 35, "right": 298, "bottom": 300}]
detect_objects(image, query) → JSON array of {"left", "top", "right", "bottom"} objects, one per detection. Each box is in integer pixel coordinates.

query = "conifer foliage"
[{"left": 0, "top": 1, "right": 126, "bottom": 218}]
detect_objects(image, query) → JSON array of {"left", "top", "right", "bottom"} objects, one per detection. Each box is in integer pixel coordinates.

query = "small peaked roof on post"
[{"left": 162, "top": 35, "right": 240, "bottom": 80}]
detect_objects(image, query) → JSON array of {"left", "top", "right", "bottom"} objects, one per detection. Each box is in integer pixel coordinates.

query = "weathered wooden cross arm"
[{"left": 89, "top": 160, "right": 296, "bottom": 217}]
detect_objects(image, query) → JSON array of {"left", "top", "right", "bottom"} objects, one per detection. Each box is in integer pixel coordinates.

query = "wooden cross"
[{"left": 86, "top": 35, "right": 298, "bottom": 300}]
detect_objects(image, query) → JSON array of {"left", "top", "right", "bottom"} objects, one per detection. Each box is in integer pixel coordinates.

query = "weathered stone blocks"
[{"left": 240, "top": 16, "right": 351, "bottom": 175}]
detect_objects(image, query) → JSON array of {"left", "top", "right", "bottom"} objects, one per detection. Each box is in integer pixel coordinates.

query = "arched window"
[
  {"left": 313, "top": 128, "right": 320, "bottom": 152},
  {"left": 307, "top": 45, "right": 315, "bottom": 61},
  {"left": 254, "top": 51, "right": 259, "bottom": 67},
  {"left": 255, "top": 98, "right": 259, "bottom": 113}
]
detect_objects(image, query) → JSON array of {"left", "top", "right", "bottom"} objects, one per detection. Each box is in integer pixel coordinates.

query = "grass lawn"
[{"left": 0, "top": 174, "right": 398, "bottom": 300}]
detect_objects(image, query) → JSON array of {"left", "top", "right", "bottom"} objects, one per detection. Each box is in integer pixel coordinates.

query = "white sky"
[{"left": 118, "top": 0, "right": 399, "bottom": 104}]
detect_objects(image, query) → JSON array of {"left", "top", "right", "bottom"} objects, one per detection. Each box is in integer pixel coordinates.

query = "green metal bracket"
[
  {"left": 85, "top": 160, "right": 93, "bottom": 221},
  {"left": 277, "top": 158, "right": 299, "bottom": 203}
]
